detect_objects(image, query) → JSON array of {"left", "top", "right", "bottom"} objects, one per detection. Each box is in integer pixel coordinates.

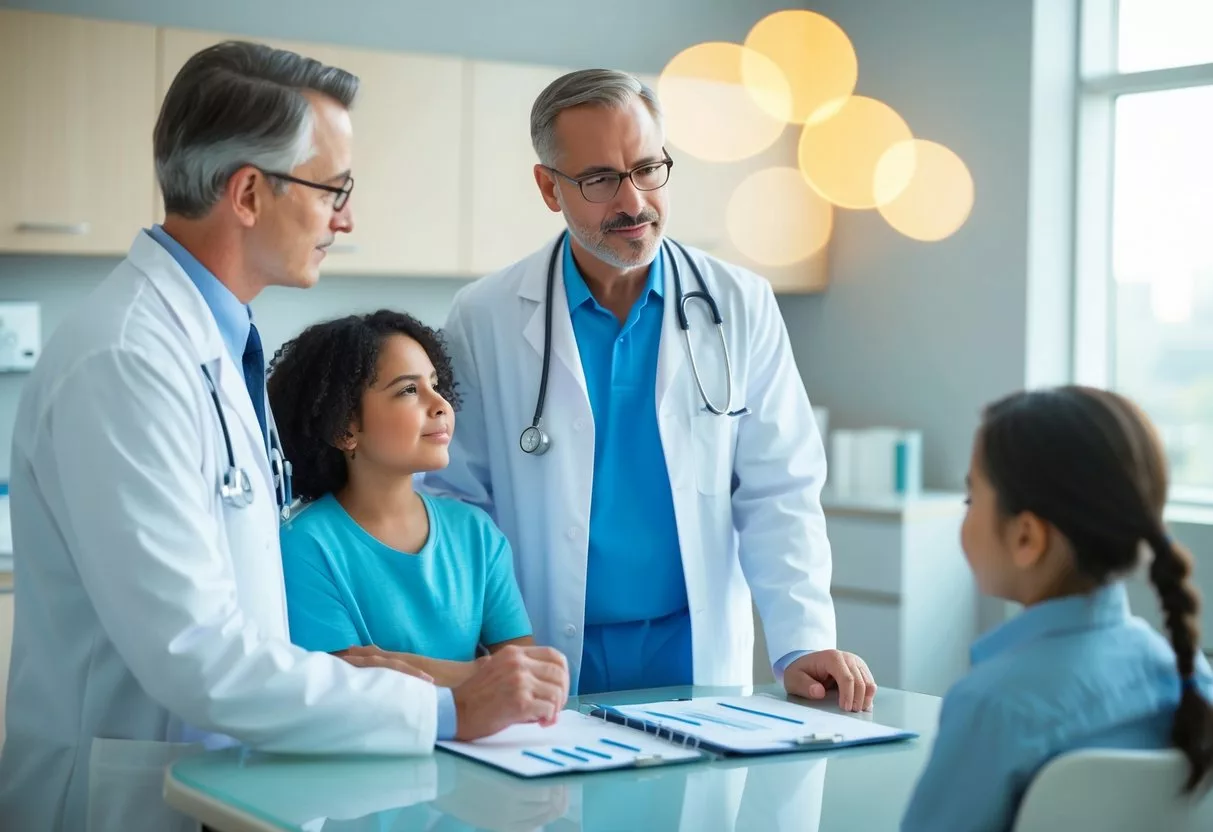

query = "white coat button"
[
  {"left": 564, "top": 624, "right": 577, "bottom": 637},
  {"left": 566, "top": 527, "right": 579, "bottom": 540},
  {"left": 574, "top": 418, "right": 587, "bottom": 432}
]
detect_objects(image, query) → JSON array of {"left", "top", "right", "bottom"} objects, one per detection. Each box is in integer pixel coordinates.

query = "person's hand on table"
[{"left": 783, "top": 650, "right": 877, "bottom": 712}]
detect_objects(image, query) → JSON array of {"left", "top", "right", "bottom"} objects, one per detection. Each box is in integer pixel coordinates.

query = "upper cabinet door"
[
  {"left": 157, "top": 28, "right": 466, "bottom": 277},
  {"left": 465, "top": 61, "right": 571, "bottom": 275},
  {"left": 0, "top": 10, "right": 157, "bottom": 255}
]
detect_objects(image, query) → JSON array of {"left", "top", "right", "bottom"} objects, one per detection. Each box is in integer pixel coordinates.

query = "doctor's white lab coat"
[
  {"left": 0, "top": 232, "right": 437, "bottom": 832},
  {"left": 425, "top": 236, "right": 837, "bottom": 692}
]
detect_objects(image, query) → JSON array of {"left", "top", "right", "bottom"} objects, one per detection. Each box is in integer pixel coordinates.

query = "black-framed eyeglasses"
[
  {"left": 260, "top": 169, "right": 354, "bottom": 211},
  {"left": 542, "top": 154, "right": 673, "bottom": 204}
]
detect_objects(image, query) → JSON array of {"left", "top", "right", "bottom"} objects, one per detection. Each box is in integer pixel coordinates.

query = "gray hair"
[
  {"left": 530, "top": 69, "right": 664, "bottom": 167},
  {"left": 154, "top": 41, "right": 359, "bottom": 219}
]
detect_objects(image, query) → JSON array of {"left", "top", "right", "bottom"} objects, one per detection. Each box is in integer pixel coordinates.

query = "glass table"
[{"left": 164, "top": 684, "right": 941, "bottom": 831}]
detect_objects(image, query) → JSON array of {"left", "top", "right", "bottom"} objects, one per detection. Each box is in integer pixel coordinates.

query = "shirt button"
[
  {"left": 574, "top": 418, "right": 586, "bottom": 432},
  {"left": 566, "top": 527, "right": 579, "bottom": 540},
  {"left": 564, "top": 624, "right": 578, "bottom": 637}
]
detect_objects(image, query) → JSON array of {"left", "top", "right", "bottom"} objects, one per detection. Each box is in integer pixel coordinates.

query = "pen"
[
  {"left": 717, "top": 701, "right": 804, "bottom": 725},
  {"left": 522, "top": 750, "right": 565, "bottom": 767}
]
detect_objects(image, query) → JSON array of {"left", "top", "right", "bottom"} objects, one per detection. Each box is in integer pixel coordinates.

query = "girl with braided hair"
[
  {"left": 267, "top": 310, "right": 535, "bottom": 692},
  {"left": 903, "top": 386, "right": 1213, "bottom": 832}
]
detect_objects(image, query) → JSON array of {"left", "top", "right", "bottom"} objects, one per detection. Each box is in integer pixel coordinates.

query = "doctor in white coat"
[
  {"left": 0, "top": 41, "right": 567, "bottom": 832},
  {"left": 425, "top": 70, "right": 875, "bottom": 708}
]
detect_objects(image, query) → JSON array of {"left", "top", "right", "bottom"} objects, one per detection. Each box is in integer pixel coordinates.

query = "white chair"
[{"left": 1012, "top": 748, "right": 1213, "bottom": 832}]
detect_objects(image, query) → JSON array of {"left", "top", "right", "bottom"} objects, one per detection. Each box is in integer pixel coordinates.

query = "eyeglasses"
[
  {"left": 543, "top": 155, "right": 673, "bottom": 203},
  {"left": 259, "top": 169, "right": 354, "bottom": 211}
]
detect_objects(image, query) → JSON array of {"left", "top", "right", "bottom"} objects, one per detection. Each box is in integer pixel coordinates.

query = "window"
[{"left": 1076, "top": 0, "right": 1213, "bottom": 503}]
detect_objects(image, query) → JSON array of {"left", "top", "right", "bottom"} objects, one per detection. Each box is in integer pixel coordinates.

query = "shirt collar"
[
  {"left": 145, "top": 225, "right": 251, "bottom": 366},
  {"left": 971, "top": 581, "right": 1132, "bottom": 666},
  {"left": 561, "top": 235, "right": 665, "bottom": 314}
]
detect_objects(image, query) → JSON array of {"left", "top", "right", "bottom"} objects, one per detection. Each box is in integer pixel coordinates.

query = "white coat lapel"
[
  {"left": 519, "top": 234, "right": 589, "bottom": 400},
  {"left": 656, "top": 240, "right": 689, "bottom": 413},
  {"left": 130, "top": 232, "right": 275, "bottom": 503}
]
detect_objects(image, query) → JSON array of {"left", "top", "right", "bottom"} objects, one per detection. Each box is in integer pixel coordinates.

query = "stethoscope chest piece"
[
  {"left": 220, "top": 464, "right": 254, "bottom": 507},
  {"left": 519, "top": 424, "right": 551, "bottom": 455}
]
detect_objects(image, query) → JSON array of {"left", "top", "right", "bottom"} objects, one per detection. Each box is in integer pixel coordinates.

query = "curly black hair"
[{"left": 267, "top": 309, "right": 461, "bottom": 503}]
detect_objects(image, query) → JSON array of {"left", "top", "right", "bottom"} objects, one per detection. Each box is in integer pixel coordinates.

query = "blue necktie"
[{"left": 243, "top": 322, "right": 268, "bottom": 448}]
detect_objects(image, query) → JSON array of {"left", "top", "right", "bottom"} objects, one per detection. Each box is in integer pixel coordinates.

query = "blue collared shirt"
[
  {"left": 146, "top": 225, "right": 250, "bottom": 368},
  {"left": 565, "top": 239, "right": 688, "bottom": 627},
  {"left": 902, "top": 582, "right": 1213, "bottom": 832},
  {"left": 564, "top": 240, "right": 694, "bottom": 694},
  {"left": 146, "top": 225, "right": 459, "bottom": 740}
]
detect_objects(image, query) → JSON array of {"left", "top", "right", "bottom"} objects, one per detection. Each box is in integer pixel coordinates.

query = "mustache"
[{"left": 601, "top": 210, "right": 659, "bottom": 233}]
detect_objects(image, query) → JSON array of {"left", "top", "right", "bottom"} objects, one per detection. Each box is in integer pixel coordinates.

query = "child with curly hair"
[{"left": 267, "top": 310, "right": 534, "bottom": 689}]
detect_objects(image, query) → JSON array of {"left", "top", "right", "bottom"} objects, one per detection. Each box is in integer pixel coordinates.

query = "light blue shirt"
[
  {"left": 281, "top": 492, "right": 531, "bottom": 739},
  {"left": 146, "top": 225, "right": 249, "bottom": 367},
  {"left": 902, "top": 582, "right": 1213, "bottom": 832}
]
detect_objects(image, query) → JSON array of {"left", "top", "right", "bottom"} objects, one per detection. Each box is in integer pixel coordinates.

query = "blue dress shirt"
[
  {"left": 902, "top": 582, "right": 1213, "bottom": 831},
  {"left": 147, "top": 225, "right": 459, "bottom": 740}
]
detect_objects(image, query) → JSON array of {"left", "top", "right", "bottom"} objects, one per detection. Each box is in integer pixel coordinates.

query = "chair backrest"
[{"left": 1012, "top": 748, "right": 1213, "bottom": 832}]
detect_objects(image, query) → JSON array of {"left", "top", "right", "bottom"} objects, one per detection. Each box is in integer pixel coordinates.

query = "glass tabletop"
[{"left": 166, "top": 684, "right": 941, "bottom": 832}]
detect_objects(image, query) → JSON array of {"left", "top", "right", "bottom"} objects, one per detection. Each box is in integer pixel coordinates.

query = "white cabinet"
[
  {"left": 824, "top": 491, "right": 977, "bottom": 697},
  {"left": 0, "top": 10, "right": 157, "bottom": 255},
  {"left": 0, "top": 9, "right": 831, "bottom": 292},
  {"left": 156, "top": 29, "right": 468, "bottom": 277}
]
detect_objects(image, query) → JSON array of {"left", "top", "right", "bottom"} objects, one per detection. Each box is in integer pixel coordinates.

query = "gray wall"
[{"left": 779, "top": 0, "right": 1039, "bottom": 492}]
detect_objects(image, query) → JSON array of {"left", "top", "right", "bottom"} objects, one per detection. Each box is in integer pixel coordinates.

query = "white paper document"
[
  {"left": 437, "top": 709, "right": 705, "bottom": 778},
  {"left": 593, "top": 695, "right": 916, "bottom": 755}
]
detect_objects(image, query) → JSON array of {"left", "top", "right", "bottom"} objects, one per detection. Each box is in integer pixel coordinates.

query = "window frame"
[{"left": 1074, "top": 0, "right": 1213, "bottom": 508}]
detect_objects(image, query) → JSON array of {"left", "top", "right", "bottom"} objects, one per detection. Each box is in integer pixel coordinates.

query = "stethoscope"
[
  {"left": 200, "top": 365, "right": 294, "bottom": 521},
  {"left": 519, "top": 230, "right": 744, "bottom": 456}
]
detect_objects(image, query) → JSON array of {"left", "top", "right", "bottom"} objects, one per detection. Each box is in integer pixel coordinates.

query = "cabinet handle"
[
  {"left": 327, "top": 243, "right": 359, "bottom": 254},
  {"left": 16, "top": 222, "right": 90, "bottom": 235}
]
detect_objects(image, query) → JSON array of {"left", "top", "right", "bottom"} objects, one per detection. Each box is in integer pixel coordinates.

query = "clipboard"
[
  {"left": 586, "top": 694, "right": 918, "bottom": 757},
  {"left": 436, "top": 709, "right": 706, "bottom": 779}
]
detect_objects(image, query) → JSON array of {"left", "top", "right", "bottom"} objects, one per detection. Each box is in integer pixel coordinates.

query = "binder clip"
[
  {"left": 633, "top": 753, "right": 666, "bottom": 767},
  {"left": 792, "top": 733, "right": 843, "bottom": 747}
]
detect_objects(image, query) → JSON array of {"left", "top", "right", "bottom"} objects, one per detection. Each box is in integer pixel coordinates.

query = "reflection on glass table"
[{"left": 165, "top": 684, "right": 942, "bottom": 832}]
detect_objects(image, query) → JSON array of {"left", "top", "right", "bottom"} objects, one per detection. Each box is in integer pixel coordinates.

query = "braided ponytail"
[
  {"left": 979, "top": 386, "right": 1212, "bottom": 793},
  {"left": 1145, "top": 529, "right": 1213, "bottom": 791}
]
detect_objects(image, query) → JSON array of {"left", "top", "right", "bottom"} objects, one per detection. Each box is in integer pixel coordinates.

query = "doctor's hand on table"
[
  {"left": 782, "top": 650, "right": 877, "bottom": 713},
  {"left": 452, "top": 645, "right": 571, "bottom": 740}
]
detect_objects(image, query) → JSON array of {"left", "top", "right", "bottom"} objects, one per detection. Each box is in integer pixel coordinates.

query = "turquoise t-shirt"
[{"left": 280, "top": 492, "right": 532, "bottom": 659}]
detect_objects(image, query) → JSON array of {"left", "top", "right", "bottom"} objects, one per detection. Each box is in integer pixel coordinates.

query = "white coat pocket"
[
  {"left": 691, "top": 411, "right": 735, "bottom": 496},
  {"left": 87, "top": 737, "right": 204, "bottom": 832}
]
